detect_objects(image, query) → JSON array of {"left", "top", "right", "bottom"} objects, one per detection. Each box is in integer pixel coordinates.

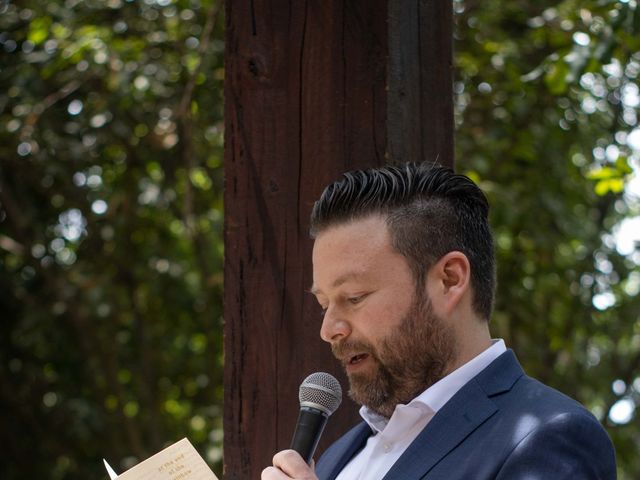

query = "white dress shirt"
[{"left": 334, "top": 339, "right": 507, "bottom": 480}]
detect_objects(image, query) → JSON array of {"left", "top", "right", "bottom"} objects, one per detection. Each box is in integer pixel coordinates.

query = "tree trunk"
[{"left": 223, "top": 1, "right": 453, "bottom": 477}]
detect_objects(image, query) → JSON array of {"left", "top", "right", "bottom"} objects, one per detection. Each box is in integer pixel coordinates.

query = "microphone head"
[{"left": 299, "top": 372, "right": 342, "bottom": 416}]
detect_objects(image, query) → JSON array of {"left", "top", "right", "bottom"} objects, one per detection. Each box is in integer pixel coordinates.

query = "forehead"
[
  {"left": 314, "top": 215, "right": 390, "bottom": 258},
  {"left": 311, "top": 216, "right": 412, "bottom": 293}
]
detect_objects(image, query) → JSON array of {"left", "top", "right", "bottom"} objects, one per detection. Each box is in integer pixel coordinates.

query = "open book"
[{"left": 103, "top": 438, "right": 219, "bottom": 480}]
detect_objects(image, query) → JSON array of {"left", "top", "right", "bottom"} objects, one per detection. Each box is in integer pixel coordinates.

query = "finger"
[
  {"left": 272, "top": 450, "right": 317, "bottom": 479},
  {"left": 261, "top": 465, "right": 291, "bottom": 480}
]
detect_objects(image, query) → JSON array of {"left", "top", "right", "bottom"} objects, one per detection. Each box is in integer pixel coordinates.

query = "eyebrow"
[{"left": 309, "top": 271, "right": 367, "bottom": 295}]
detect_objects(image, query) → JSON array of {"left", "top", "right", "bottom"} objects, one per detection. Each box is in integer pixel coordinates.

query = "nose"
[{"left": 320, "top": 306, "right": 351, "bottom": 343}]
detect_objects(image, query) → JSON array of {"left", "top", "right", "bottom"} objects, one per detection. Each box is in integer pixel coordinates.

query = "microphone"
[{"left": 290, "top": 372, "right": 342, "bottom": 464}]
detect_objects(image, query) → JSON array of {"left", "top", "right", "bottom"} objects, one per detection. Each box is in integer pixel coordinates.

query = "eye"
[{"left": 347, "top": 294, "right": 366, "bottom": 305}]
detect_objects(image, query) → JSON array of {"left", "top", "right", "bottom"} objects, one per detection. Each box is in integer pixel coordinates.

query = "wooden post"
[{"left": 223, "top": 1, "right": 453, "bottom": 478}]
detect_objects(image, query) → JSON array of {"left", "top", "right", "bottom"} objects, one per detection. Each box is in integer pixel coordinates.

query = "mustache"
[{"left": 331, "top": 339, "right": 376, "bottom": 359}]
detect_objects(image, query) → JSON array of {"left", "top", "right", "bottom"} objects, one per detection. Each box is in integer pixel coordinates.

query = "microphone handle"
[{"left": 290, "top": 406, "right": 329, "bottom": 464}]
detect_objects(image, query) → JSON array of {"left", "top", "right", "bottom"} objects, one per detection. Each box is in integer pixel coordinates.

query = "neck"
[{"left": 447, "top": 320, "right": 492, "bottom": 374}]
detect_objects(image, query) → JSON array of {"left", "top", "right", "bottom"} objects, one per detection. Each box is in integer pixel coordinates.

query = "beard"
[{"left": 332, "top": 291, "right": 456, "bottom": 418}]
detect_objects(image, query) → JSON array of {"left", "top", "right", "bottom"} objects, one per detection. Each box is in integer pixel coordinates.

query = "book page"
[{"left": 116, "top": 438, "right": 219, "bottom": 480}]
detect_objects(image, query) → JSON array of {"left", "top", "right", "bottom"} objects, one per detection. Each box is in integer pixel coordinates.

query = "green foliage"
[
  {"left": 0, "top": 0, "right": 224, "bottom": 478},
  {"left": 455, "top": 1, "right": 640, "bottom": 477},
  {"left": 2, "top": 0, "right": 639, "bottom": 479}
]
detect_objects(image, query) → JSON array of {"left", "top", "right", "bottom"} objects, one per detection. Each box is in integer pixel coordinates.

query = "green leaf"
[
  {"left": 28, "top": 17, "right": 52, "bottom": 45},
  {"left": 544, "top": 60, "right": 570, "bottom": 95}
]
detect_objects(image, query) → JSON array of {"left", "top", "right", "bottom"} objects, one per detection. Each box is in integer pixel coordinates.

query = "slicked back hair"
[{"left": 310, "top": 163, "right": 496, "bottom": 321}]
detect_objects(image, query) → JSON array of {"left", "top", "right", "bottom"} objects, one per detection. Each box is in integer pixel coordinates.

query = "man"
[{"left": 262, "top": 163, "right": 616, "bottom": 480}]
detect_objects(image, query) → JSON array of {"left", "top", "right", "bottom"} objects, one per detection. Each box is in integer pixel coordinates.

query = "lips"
[
  {"left": 349, "top": 353, "right": 369, "bottom": 365},
  {"left": 332, "top": 341, "right": 374, "bottom": 369}
]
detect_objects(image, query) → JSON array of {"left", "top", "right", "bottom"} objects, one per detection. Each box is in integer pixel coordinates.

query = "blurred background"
[{"left": 0, "top": 0, "right": 638, "bottom": 478}]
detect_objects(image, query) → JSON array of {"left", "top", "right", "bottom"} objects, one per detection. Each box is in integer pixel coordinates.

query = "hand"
[{"left": 261, "top": 450, "right": 318, "bottom": 480}]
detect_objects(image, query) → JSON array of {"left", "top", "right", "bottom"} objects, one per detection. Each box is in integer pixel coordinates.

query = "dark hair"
[{"left": 310, "top": 163, "right": 495, "bottom": 320}]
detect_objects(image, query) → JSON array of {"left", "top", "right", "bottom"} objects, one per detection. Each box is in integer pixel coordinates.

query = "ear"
[{"left": 425, "top": 251, "right": 471, "bottom": 317}]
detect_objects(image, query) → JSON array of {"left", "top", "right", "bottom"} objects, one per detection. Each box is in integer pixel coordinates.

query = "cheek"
[
  {"left": 357, "top": 296, "right": 409, "bottom": 340},
  {"left": 373, "top": 290, "right": 412, "bottom": 322}
]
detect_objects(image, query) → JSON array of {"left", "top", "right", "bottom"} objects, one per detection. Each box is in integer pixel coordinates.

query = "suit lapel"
[
  {"left": 316, "top": 421, "right": 372, "bottom": 480},
  {"left": 382, "top": 350, "right": 524, "bottom": 480},
  {"left": 381, "top": 380, "right": 497, "bottom": 479}
]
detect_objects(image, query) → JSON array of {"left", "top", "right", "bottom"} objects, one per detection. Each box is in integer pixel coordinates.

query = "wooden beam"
[
  {"left": 388, "top": 0, "right": 454, "bottom": 165},
  {"left": 223, "top": 1, "right": 453, "bottom": 478}
]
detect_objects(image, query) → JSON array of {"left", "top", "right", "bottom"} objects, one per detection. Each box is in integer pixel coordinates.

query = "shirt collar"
[{"left": 360, "top": 339, "right": 507, "bottom": 433}]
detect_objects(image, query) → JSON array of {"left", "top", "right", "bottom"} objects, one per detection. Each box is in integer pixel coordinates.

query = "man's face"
[{"left": 311, "top": 215, "right": 456, "bottom": 418}]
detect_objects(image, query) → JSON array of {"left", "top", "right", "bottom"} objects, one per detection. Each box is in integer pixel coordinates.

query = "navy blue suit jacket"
[{"left": 315, "top": 350, "right": 616, "bottom": 479}]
